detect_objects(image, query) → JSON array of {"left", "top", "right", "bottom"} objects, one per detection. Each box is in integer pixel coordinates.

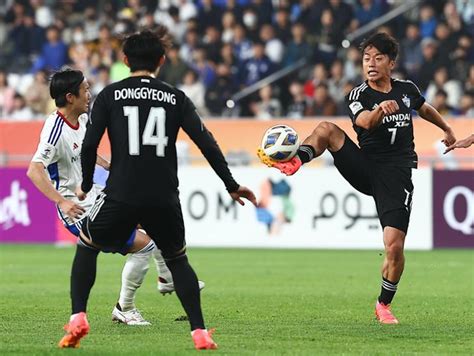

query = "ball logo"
[{"left": 443, "top": 186, "right": 474, "bottom": 235}]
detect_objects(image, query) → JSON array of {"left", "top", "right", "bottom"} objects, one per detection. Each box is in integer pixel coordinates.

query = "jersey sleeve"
[
  {"left": 406, "top": 80, "right": 425, "bottom": 110},
  {"left": 346, "top": 86, "right": 371, "bottom": 123},
  {"left": 180, "top": 95, "right": 239, "bottom": 193},
  {"left": 31, "top": 117, "right": 61, "bottom": 167},
  {"left": 81, "top": 91, "right": 108, "bottom": 193}
]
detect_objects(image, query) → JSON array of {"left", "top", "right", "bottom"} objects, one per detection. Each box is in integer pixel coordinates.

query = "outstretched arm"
[
  {"left": 417, "top": 102, "right": 456, "bottom": 147},
  {"left": 444, "top": 134, "right": 474, "bottom": 154}
]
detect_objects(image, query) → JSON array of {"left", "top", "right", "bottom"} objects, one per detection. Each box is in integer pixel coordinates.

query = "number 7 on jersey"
[{"left": 123, "top": 106, "right": 169, "bottom": 157}]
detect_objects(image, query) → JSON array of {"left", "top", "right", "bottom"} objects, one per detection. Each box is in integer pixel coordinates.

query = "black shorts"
[
  {"left": 330, "top": 135, "right": 414, "bottom": 233},
  {"left": 81, "top": 192, "right": 186, "bottom": 258}
]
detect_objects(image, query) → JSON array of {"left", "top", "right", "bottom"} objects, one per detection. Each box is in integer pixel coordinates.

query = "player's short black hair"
[
  {"left": 49, "top": 68, "right": 84, "bottom": 107},
  {"left": 122, "top": 27, "right": 172, "bottom": 72},
  {"left": 360, "top": 32, "right": 399, "bottom": 61}
]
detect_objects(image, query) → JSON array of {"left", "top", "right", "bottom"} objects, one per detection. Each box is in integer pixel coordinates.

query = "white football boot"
[
  {"left": 111, "top": 305, "right": 151, "bottom": 326},
  {"left": 158, "top": 277, "right": 206, "bottom": 295}
]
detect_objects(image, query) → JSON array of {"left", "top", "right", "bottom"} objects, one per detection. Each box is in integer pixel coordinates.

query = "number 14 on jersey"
[{"left": 123, "top": 106, "right": 169, "bottom": 157}]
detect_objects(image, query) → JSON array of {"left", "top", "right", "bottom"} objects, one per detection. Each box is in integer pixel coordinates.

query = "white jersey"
[{"left": 32, "top": 110, "right": 102, "bottom": 227}]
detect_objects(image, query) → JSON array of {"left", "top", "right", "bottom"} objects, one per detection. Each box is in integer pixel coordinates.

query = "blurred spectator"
[
  {"left": 239, "top": 41, "right": 274, "bottom": 87},
  {"left": 252, "top": 0, "right": 273, "bottom": 25},
  {"left": 273, "top": 7, "right": 292, "bottom": 44},
  {"left": 203, "top": 26, "right": 223, "bottom": 65},
  {"left": 450, "top": 34, "right": 474, "bottom": 81},
  {"left": 434, "top": 22, "right": 456, "bottom": 64},
  {"left": 305, "top": 83, "right": 337, "bottom": 116},
  {"left": 82, "top": 6, "right": 100, "bottom": 42},
  {"left": 419, "top": 4, "right": 437, "bottom": 39},
  {"left": 110, "top": 48, "right": 130, "bottom": 82},
  {"left": 222, "top": 0, "right": 243, "bottom": 24},
  {"left": 24, "top": 70, "right": 50, "bottom": 115},
  {"left": 459, "top": 92, "right": 474, "bottom": 117},
  {"left": 88, "top": 25, "right": 121, "bottom": 69},
  {"left": 190, "top": 47, "right": 216, "bottom": 88},
  {"left": 179, "top": 70, "right": 208, "bottom": 115},
  {"left": 177, "top": 0, "right": 198, "bottom": 22},
  {"left": 400, "top": 22, "right": 423, "bottom": 77},
  {"left": 0, "top": 70, "right": 15, "bottom": 117},
  {"left": 8, "top": 92, "right": 35, "bottom": 120},
  {"left": 426, "top": 67, "right": 462, "bottom": 109},
  {"left": 180, "top": 29, "right": 200, "bottom": 65},
  {"left": 283, "top": 23, "right": 312, "bottom": 67},
  {"left": 260, "top": 24, "right": 284, "bottom": 64},
  {"left": 91, "top": 65, "right": 111, "bottom": 98},
  {"left": 221, "top": 11, "right": 236, "bottom": 43},
  {"left": 328, "top": 0, "right": 354, "bottom": 37},
  {"left": 242, "top": 7, "right": 260, "bottom": 41},
  {"left": 314, "top": 8, "right": 339, "bottom": 65},
  {"left": 443, "top": 1, "right": 464, "bottom": 37},
  {"left": 465, "top": 64, "right": 474, "bottom": 93},
  {"left": 344, "top": 46, "right": 363, "bottom": 82},
  {"left": 158, "top": 45, "right": 188, "bottom": 86},
  {"left": 30, "top": 0, "right": 54, "bottom": 28},
  {"left": 219, "top": 43, "right": 239, "bottom": 83},
  {"left": 30, "top": 25, "right": 68, "bottom": 73},
  {"left": 9, "top": 12, "right": 44, "bottom": 71},
  {"left": 432, "top": 89, "right": 456, "bottom": 115},
  {"left": 286, "top": 80, "right": 308, "bottom": 118},
  {"left": 304, "top": 63, "right": 328, "bottom": 98},
  {"left": 297, "top": 0, "right": 326, "bottom": 35},
  {"left": 198, "top": 0, "right": 222, "bottom": 32},
  {"left": 205, "top": 63, "right": 237, "bottom": 116},
  {"left": 251, "top": 85, "right": 282, "bottom": 119},
  {"left": 327, "top": 59, "right": 347, "bottom": 105},
  {"left": 455, "top": 0, "right": 474, "bottom": 35},
  {"left": 337, "top": 81, "right": 356, "bottom": 116},
  {"left": 4, "top": 1, "right": 26, "bottom": 25},
  {"left": 417, "top": 38, "right": 442, "bottom": 92},
  {"left": 69, "top": 39, "right": 91, "bottom": 73},
  {"left": 232, "top": 24, "right": 253, "bottom": 63},
  {"left": 282, "top": 22, "right": 312, "bottom": 67},
  {"left": 354, "top": 0, "right": 384, "bottom": 28},
  {"left": 169, "top": 6, "right": 187, "bottom": 43}
]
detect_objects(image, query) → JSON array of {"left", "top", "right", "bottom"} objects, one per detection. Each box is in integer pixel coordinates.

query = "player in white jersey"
[{"left": 27, "top": 69, "right": 202, "bottom": 330}]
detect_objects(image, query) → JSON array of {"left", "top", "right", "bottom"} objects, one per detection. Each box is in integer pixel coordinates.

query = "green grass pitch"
[{"left": 0, "top": 245, "right": 473, "bottom": 355}]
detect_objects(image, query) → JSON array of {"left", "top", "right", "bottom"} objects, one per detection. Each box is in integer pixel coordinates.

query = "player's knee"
[
  {"left": 385, "top": 241, "right": 404, "bottom": 264},
  {"left": 314, "top": 121, "right": 336, "bottom": 136}
]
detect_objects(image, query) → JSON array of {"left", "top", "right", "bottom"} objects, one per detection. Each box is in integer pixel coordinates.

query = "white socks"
[
  {"left": 118, "top": 240, "right": 154, "bottom": 311},
  {"left": 152, "top": 247, "right": 173, "bottom": 283}
]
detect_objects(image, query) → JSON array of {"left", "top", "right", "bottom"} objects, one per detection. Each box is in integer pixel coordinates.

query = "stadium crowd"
[{"left": 0, "top": 0, "right": 473, "bottom": 120}]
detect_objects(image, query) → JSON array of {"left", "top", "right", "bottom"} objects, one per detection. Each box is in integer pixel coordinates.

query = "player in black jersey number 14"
[
  {"left": 60, "top": 27, "right": 257, "bottom": 350},
  {"left": 259, "top": 32, "right": 456, "bottom": 324}
]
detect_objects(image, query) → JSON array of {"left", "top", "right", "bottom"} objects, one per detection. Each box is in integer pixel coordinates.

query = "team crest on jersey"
[{"left": 402, "top": 95, "right": 410, "bottom": 108}]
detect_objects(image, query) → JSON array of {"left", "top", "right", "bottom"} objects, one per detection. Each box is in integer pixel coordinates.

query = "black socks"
[
  {"left": 297, "top": 145, "right": 316, "bottom": 164},
  {"left": 70, "top": 244, "right": 99, "bottom": 314},
  {"left": 378, "top": 277, "right": 399, "bottom": 305},
  {"left": 166, "top": 255, "right": 205, "bottom": 330}
]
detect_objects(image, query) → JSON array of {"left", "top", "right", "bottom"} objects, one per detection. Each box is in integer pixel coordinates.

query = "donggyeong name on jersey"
[{"left": 114, "top": 87, "right": 176, "bottom": 104}]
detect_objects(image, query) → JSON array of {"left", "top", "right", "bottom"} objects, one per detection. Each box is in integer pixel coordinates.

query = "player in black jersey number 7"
[
  {"left": 258, "top": 32, "right": 456, "bottom": 324},
  {"left": 61, "top": 28, "right": 257, "bottom": 350}
]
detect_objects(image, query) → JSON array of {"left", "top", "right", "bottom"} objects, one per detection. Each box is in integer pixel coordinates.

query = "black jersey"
[
  {"left": 346, "top": 78, "right": 425, "bottom": 168},
  {"left": 81, "top": 76, "right": 239, "bottom": 205}
]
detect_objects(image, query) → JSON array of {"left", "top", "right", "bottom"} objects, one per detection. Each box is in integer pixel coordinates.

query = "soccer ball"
[{"left": 261, "top": 125, "right": 299, "bottom": 162}]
